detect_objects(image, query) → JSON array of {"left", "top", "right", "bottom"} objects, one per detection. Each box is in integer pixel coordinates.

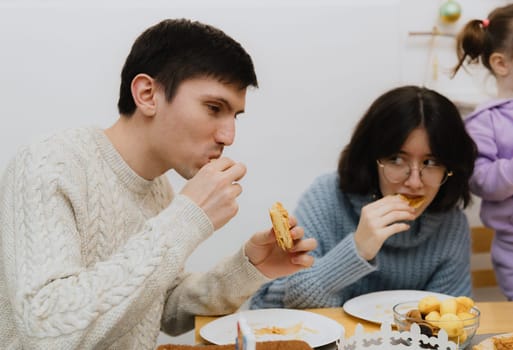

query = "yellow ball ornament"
[{"left": 439, "top": 0, "right": 462, "bottom": 24}]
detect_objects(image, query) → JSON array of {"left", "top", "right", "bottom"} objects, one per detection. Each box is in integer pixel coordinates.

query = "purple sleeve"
[{"left": 465, "top": 110, "right": 513, "bottom": 201}]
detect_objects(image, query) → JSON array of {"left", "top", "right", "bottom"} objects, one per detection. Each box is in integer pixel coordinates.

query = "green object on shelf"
[{"left": 439, "top": 0, "right": 462, "bottom": 24}]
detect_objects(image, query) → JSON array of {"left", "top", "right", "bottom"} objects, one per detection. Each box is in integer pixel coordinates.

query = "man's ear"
[
  {"left": 130, "top": 73, "right": 158, "bottom": 117},
  {"left": 489, "top": 52, "right": 511, "bottom": 77}
]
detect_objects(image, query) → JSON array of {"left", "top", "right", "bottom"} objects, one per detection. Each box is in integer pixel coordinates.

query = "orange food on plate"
[
  {"left": 156, "top": 340, "right": 314, "bottom": 350},
  {"left": 494, "top": 335, "right": 513, "bottom": 350},
  {"left": 253, "top": 322, "right": 316, "bottom": 336},
  {"left": 472, "top": 332, "right": 513, "bottom": 350}
]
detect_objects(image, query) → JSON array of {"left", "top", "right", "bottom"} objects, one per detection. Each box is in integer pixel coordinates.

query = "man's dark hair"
[{"left": 118, "top": 18, "right": 258, "bottom": 115}]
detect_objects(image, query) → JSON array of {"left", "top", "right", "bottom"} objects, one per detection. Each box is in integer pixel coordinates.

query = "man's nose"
[{"left": 215, "top": 118, "right": 235, "bottom": 146}]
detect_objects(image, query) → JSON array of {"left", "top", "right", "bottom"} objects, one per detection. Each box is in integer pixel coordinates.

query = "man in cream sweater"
[{"left": 0, "top": 19, "right": 316, "bottom": 349}]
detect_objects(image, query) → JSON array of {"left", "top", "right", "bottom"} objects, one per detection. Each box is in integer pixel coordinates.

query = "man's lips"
[{"left": 208, "top": 154, "right": 221, "bottom": 161}]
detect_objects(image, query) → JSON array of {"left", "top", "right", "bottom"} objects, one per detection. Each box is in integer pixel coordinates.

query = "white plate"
[
  {"left": 199, "top": 308, "right": 344, "bottom": 348},
  {"left": 472, "top": 332, "right": 513, "bottom": 349},
  {"left": 342, "top": 290, "right": 451, "bottom": 324}
]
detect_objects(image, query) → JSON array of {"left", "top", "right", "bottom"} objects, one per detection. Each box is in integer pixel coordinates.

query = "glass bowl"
[{"left": 393, "top": 301, "right": 480, "bottom": 349}]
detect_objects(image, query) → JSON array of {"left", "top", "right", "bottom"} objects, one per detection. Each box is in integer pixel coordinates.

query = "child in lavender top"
[{"left": 453, "top": 4, "right": 513, "bottom": 300}]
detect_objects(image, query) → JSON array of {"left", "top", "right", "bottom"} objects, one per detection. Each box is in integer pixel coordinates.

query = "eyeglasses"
[{"left": 377, "top": 158, "right": 453, "bottom": 187}]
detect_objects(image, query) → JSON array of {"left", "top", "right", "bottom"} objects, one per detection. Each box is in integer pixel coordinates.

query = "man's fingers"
[
  {"left": 250, "top": 229, "right": 277, "bottom": 246},
  {"left": 225, "top": 162, "right": 247, "bottom": 182},
  {"left": 209, "top": 157, "right": 246, "bottom": 183},
  {"left": 287, "top": 215, "right": 298, "bottom": 229},
  {"left": 229, "top": 182, "right": 243, "bottom": 198},
  {"left": 290, "top": 253, "right": 315, "bottom": 267},
  {"left": 209, "top": 157, "right": 235, "bottom": 171},
  {"left": 290, "top": 237, "right": 317, "bottom": 253}
]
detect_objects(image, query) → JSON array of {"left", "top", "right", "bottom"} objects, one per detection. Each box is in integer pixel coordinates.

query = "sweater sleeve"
[
  {"left": 161, "top": 247, "right": 270, "bottom": 335},
  {"left": 0, "top": 151, "right": 213, "bottom": 349},
  {"left": 465, "top": 111, "right": 513, "bottom": 201},
  {"left": 424, "top": 210, "right": 472, "bottom": 297},
  {"left": 249, "top": 174, "right": 376, "bottom": 309}
]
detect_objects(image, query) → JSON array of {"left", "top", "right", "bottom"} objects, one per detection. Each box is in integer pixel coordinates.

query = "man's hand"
[
  {"left": 244, "top": 215, "right": 317, "bottom": 279},
  {"left": 180, "top": 157, "right": 246, "bottom": 230}
]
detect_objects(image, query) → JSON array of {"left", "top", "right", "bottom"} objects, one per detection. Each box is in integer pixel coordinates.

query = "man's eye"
[{"left": 207, "top": 104, "right": 220, "bottom": 113}]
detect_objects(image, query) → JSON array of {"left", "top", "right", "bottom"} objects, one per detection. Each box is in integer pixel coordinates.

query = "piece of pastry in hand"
[
  {"left": 398, "top": 194, "right": 426, "bottom": 209},
  {"left": 269, "top": 202, "right": 293, "bottom": 250}
]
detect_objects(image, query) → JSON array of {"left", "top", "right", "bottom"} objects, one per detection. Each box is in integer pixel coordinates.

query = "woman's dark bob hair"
[{"left": 338, "top": 85, "right": 477, "bottom": 212}]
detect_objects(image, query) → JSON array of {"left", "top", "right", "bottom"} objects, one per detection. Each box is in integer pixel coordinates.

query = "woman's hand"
[
  {"left": 354, "top": 195, "right": 415, "bottom": 261},
  {"left": 244, "top": 215, "right": 317, "bottom": 279}
]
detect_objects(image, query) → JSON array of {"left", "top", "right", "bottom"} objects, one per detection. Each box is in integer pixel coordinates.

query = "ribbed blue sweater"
[{"left": 250, "top": 172, "right": 472, "bottom": 309}]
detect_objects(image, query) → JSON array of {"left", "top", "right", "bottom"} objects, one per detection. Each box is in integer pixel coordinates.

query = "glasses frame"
[{"left": 376, "top": 159, "right": 453, "bottom": 187}]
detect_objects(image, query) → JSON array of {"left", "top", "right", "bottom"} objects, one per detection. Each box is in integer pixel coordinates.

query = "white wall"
[
  {"left": 399, "top": 0, "right": 506, "bottom": 103},
  {"left": 0, "top": 0, "right": 504, "bottom": 345},
  {"left": 0, "top": 0, "right": 401, "bottom": 267}
]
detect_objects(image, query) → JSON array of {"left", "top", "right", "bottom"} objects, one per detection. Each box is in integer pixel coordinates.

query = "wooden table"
[{"left": 195, "top": 301, "right": 513, "bottom": 344}]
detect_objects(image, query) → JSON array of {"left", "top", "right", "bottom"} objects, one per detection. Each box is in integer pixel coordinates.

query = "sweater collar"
[
  {"left": 346, "top": 193, "right": 442, "bottom": 248},
  {"left": 92, "top": 127, "right": 156, "bottom": 194}
]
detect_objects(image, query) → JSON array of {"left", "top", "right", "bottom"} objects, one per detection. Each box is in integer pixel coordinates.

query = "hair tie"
[{"left": 482, "top": 18, "right": 490, "bottom": 28}]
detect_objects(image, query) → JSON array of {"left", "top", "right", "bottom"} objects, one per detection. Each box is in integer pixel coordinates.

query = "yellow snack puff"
[
  {"left": 425, "top": 310, "right": 441, "bottom": 322},
  {"left": 440, "top": 298, "right": 458, "bottom": 315},
  {"left": 458, "top": 331, "right": 468, "bottom": 343},
  {"left": 455, "top": 296, "right": 474, "bottom": 313},
  {"left": 449, "top": 330, "right": 467, "bottom": 345},
  {"left": 418, "top": 296, "right": 441, "bottom": 314},
  {"left": 439, "top": 313, "right": 464, "bottom": 337},
  {"left": 457, "top": 311, "right": 476, "bottom": 327}
]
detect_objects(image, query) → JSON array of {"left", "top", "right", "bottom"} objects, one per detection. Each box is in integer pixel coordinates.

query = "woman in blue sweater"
[{"left": 250, "top": 85, "right": 478, "bottom": 309}]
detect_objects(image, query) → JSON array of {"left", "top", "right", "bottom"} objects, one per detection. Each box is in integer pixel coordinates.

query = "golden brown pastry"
[
  {"left": 398, "top": 194, "right": 426, "bottom": 209},
  {"left": 494, "top": 335, "right": 513, "bottom": 350},
  {"left": 269, "top": 202, "right": 293, "bottom": 250},
  {"left": 472, "top": 332, "right": 513, "bottom": 350}
]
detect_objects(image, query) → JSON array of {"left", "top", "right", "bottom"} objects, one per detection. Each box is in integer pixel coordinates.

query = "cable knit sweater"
[
  {"left": 0, "top": 127, "right": 269, "bottom": 350},
  {"left": 250, "top": 172, "right": 471, "bottom": 309}
]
